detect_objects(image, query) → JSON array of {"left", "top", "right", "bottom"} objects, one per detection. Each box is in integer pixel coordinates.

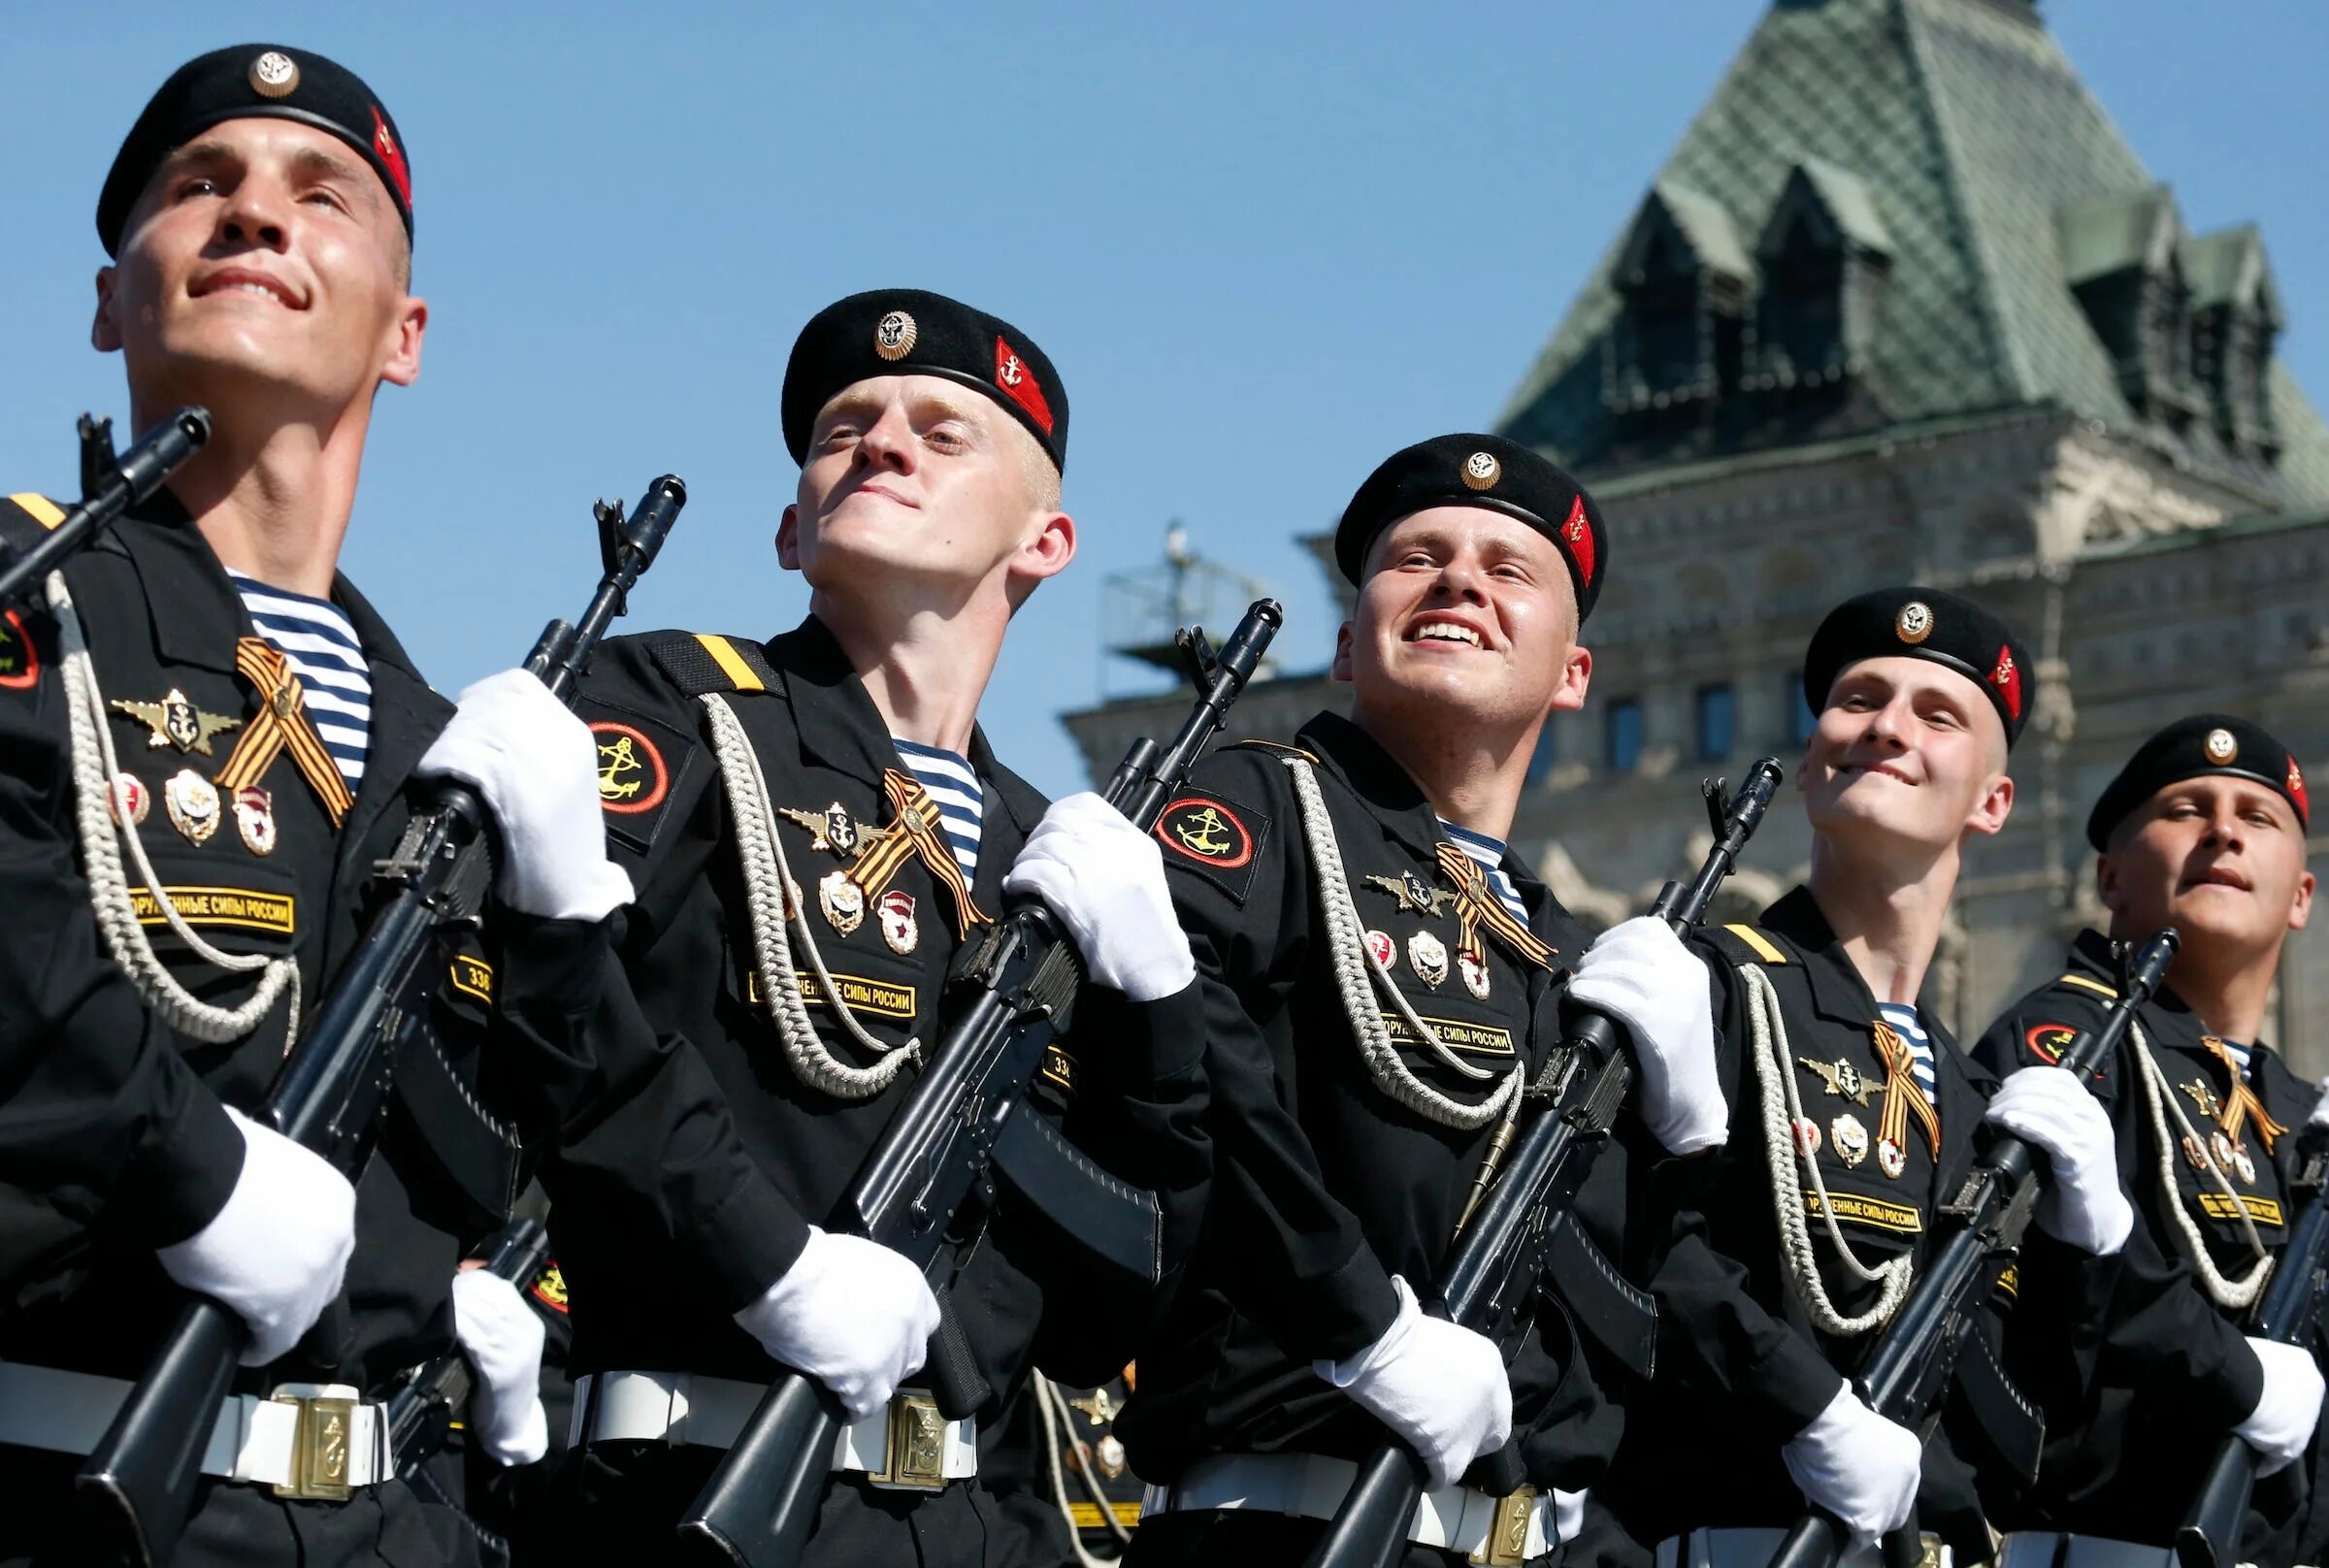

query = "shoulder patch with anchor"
[
  {"left": 1154, "top": 788, "right": 1271, "bottom": 906},
  {"left": 575, "top": 694, "right": 698, "bottom": 857}
]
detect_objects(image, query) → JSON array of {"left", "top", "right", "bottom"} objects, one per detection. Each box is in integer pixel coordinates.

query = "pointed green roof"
[{"left": 1497, "top": 0, "right": 2329, "bottom": 508}]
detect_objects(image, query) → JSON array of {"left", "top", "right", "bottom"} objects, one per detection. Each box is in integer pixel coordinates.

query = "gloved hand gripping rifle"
[
  {"left": 74, "top": 477, "right": 688, "bottom": 1568},
  {"left": 675, "top": 599, "right": 1283, "bottom": 1568}
]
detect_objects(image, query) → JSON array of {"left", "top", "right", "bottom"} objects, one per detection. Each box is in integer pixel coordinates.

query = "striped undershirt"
[
  {"left": 892, "top": 738, "right": 982, "bottom": 881},
  {"left": 229, "top": 572, "right": 370, "bottom": 788},
  {"left": 1438, "top": 819, "right": 1530, "bottom": 924},
  {"left": 1876, "top": 1001, "right": 1940, "bottom": 1109},
  {"left": 2220, "top": 1038, "right": 2254, "bottom": 1080}
]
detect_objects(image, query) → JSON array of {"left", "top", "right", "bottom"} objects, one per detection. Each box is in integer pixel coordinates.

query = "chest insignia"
[
  {"left": 1458, "top": 947, "right": 1491, "bottom": 1000},
  {"left": 1792, "top": 1117, "right": 1822, "bottom": 1157},
  {"left": 1365, "top": 871, "right": 1458, "bottom": 918},
  {"left": 1876, "top": 1136, "right": 1908, "bottom": 1180},
  {"left": 819, "top": 869, "right": 866, "bottom": 936},
  {"left": 778, "top": 801, "right": 888, "bottom": 858},
  {"left": 109, "top": 771, "right": 150, "bottom": 827},
  {"left": 112, "top": 688, "right": 244, "bottom": 756},
  {"left": 1801, "top": 1056, "right": 1877, "bottom": 1106},
  {"left": 878, "top": 890, "right": 918, "bottom": 954},
  {"left": 1407, "top": 929, "right": 1450, "bottom": 988},
  {"left": 1364, "top": 929, "right": 1395, "bottom": 969},
  {"left": 1830, "top": 1113, "right": 1870, "bottom": 1167},
  {"left": 2181, "top": 1078, "right": 2222, "bottom": 1121},
  {"left": 2212, "top": 1129, "right": 2256, "bottom": 1186},
  {"left": 233, "top": 785, "right": 277, "bottom": 856},
  {"left": 164, "top": 768, "right": 221, "bottom": 845}
]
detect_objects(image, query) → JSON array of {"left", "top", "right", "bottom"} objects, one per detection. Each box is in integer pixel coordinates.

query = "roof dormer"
[
  {"left": 2183, "top": 224, "right": 2285, "bottom": 464},
  {"left": 1750, "top": 159, "right": 1894, "bottom": 393},
  {"left": 2061, "top": 185, "right": 2204, "bottom": 429},
  {"left": 1603, "top": 181, "right": 1754, "bottom": 421}
]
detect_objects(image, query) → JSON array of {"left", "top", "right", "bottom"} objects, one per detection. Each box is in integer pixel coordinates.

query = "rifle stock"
[
  {"left": 677, "top": 600, "right": 1283, "bottom": 1568},
  {"left": 0, "top": 408, "right": 211, "bottom": 608},
  {"left": 74, "top": 477, "right": 686, "bottom": 1566},
  {"left": 1767, "top": 929, "right": 2182, "bottom": 1568},
  {"left": 1304, "top": 760, "right": 1787, "bottom": 1568}
]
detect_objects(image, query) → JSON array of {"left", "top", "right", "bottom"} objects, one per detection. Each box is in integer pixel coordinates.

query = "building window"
[
  {"left": 1525, "top": 725, "right": 1558, "bottom": 786},
  {"left": 1695, "top": 683, "right": 1736, "bottom": 762},
  {"left": 1605, "top": 699, "right": 1644, "bottom": 772},
  {"left": 1787, "top": 670, "right": 1818, "bottom": 746}
]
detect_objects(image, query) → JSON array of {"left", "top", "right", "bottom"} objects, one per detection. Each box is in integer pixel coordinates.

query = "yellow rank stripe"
[
  {"left": 2200, "top": 1192, "right": 2284, "bottom": 1227},
  {"left": 1066, "top": 1502, "right": 1143, "bottom": 1529},
  {"left": 696, "top": 634, "right": 766, "bottom": 692},
  {"left": 1725, "top": 924, "right": 1788, "bottom": 965},
  {"left": 2058, "top": 973, "right": 2118, "bottom": 999},
  {"left": 7, "top": 494, "right": 65, "bottom": 530},
  {"left": 1802, "top": 1188, "right": 1922, "bottom": 1233}
]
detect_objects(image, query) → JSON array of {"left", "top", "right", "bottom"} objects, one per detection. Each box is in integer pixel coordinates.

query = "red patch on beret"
[
  {"left": 1559, "top": 495, "right": 1595, "bottom": 589},
  {"left": 2290, "top": 757, "right": 2310, "bottom": 826},
  {"left": 1989, "top": 644, "right": 2022, "bottom": 723},
  {"left": 994, "top": 337, "right": 1053, "bottom": 436},
  {"left": 371, "top": 107, "right": 411, "bottom": 209}
]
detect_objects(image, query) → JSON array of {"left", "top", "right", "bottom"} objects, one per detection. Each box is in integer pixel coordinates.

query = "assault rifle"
[
  {"left": 2176, "top": 1132, "right": 2329, "bottom": 1568},
  {"left": 0, "top": 409, "right": 211, "bottom": 607},
  {"left": 1307, "top": 758, "right": 1788, "bottom": 1568},
  {"left": 1767, "top": 928, "right": 2183, "bottom": 1568},
  {"left": 75, "top": 476, "right": 688, "bottom": 1567},
  {"left": 676, "top": 598, "right": 1284, "bottom": 1568},
  {"left": 382, "top": 1217, "right": 556, "bottom": 1477}
]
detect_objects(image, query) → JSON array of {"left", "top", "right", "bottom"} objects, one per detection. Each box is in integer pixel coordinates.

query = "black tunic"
[
  {"left": 1115, "top": 711, "right": 1653, "bottom": 1502},
  {"left": 1973, "top": 930, "right": 2329, "bottom": 1563}
]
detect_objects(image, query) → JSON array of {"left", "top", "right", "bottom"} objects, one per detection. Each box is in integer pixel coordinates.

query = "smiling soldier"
[
  {"left": 1975, "top": 716, "right": 2324, "bottom": 1568},
  {"left": 1115, "top": 433, "right": 1732, "bottom": 1567},
  {"left": 1601, "top": 588, "right": 2136, "bottom": 1568},
  {"left": 0, "top": 44, "right": 626, "bottom": 1567}
]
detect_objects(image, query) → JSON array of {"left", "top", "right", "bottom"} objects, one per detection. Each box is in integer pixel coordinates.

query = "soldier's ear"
[
  {"left": 775, "top": 506, "right": 801, "bottom": 570},
  {"left": 2288, "top": 867, "right": 2314, "bottom": 935},
  {"left": 92, "top": 268, "right": 122, "bottom": 353},
  {"left": 2094, "top": 851, "right": 2123, "bottom": 916},
  {"left": 1330, "top": 621, "right": 1355, "bottom": 683}
]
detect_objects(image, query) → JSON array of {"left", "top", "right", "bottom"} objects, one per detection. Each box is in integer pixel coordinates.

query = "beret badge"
[
  {"left": 873, "top": 310, "right": 917, "bottom": 362},
  {"left": 1894, "top": 601, "right": 1933, "bottom": 645},
  {"left": 247, "top": 50, "right": 300, "bottom": 98},
  {"left": 2204, "top": 728, "right": 2239, "bottom": 765},
  {"left": 1460, "top": 451, "right": 1501, "bottom": 492}
]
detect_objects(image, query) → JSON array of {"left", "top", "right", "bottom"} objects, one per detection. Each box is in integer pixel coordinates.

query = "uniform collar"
[
  {"left": 1761, "top": 886, "right": 1929, "bottom": 1033},
  {"left": 2071, "top": 927, "right": 2261, "bottom": 1054}
]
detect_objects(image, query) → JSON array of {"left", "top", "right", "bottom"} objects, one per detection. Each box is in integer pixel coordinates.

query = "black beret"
[
  {"left": 99, "top": 46, "right": 413, "bottom": 258},
  {"left": 1802, "top": 586, "right": 2035, "bottom": 749},
  {"left": 781, "top": 289, "right": 1067, "bottom": 474},
  {"left": 1334, "top": 434, "right": 1608, "bottom": 621},
  {"left": 2086, "top": 714, "right": 2312, "bottom": 849}
]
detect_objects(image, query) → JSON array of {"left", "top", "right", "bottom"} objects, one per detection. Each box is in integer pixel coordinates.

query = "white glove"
[
  {"left": 1780, "top": 1383, "right": 1922, "bottom": 1551},
  {"left": 733, "top": 1226, "right": 940, "bottom": 1420},
  {"left": 450, "top": 1269, "right": 550, "bottom": 1466},
  {"left": 2236, "top": 1339, "right": 2326, "bottom": 1477},
  {"left": 1313, "top": 1276, "right": 1511, "bottom": 1489},
  {"left": 1002, "top": 792, "right": 1196, "bottom": 1003},
  {"left": 2307, "top": 1075, "right": 2329, "bottom": 1130},
  {"left": 1983, "top": 1066, "right": 2134, "bottom": 1256},
  {"left": 415, "top": 670, "right": 636, "bottom": 923},
  {"left": 1565, "top": 917, "right": 1725, "bottom": 1154},
  {"left": 154, "top": 1108, "right": 355, "bottom": 1366}
]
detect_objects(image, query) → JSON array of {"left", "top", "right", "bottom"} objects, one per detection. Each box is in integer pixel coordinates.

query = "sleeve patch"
[
  {"left": 0, "top": 608, "right": 40, "bottom": 690},
  {"left": 575, "top": 695, "right": 698, "bottom": 857},
  {"left": 2024, "top": 1022, "right": 2080, "bottom": 1065},
  {"left": 1154, "top": 790, "right": 1271, "bottom": 905},
  {"left": 527, "top": 1259, "right": 570, "bottom": 1314},
  {"left": 450, "top": 953, "right": 494, "bottom": 1004}
]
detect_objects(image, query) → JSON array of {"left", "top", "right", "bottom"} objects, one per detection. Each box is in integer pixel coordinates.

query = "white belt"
[
  {"left": 572, "top": 1371, "right": 977, "bottom": 1489},
  {"left": 0, "top": 1360, "right": 388, "bottom": 1496},
  {"left": 1142, "top": 1452, "right": 1578, "bottom": 1566}
]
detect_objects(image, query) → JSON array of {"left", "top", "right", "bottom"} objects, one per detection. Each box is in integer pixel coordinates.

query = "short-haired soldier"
[
  {"left": 1603, "top": 589, "right": 2135, "bottom": 1568},
  {"left": 0, "top": 45, "right": 624, "bottom": 1567},
  {"left": 1976, "top": 716, "right": 2324, "bottom": 1567}
]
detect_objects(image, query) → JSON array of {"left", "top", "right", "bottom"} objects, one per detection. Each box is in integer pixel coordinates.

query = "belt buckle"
[
  {"left": 871, "top": 1390, "right": 948, "bottom": 1491},
  {"left": 1472, "top": 1485, "right": 1537, "bottom": 1567},
  {"left": 270, "top": 1392, "right": 357, "bottom": 1501}
]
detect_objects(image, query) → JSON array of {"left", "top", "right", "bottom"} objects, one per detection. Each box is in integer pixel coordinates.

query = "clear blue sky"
[{"left": 6, "top": 2, "right": 2324, "bottom": 796}]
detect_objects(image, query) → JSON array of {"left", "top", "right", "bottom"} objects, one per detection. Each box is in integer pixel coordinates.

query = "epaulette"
[
  {"left": 647, "top": 632, "right": 782, "bottom": 697},
  {"left": 0, "top": 493, "right": 66, "bottom": 552},
  {"left": 1702, "top": 922, "right": 1791, "bottom": 968},
  {"left": 2055, "top": 971, "right": 2118, "bottom": 1001},
  {"left": 1228, "top": 738, "right": 1320, "bottom": 765}
]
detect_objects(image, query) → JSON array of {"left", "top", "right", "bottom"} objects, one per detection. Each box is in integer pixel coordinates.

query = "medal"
[
  {"left": 163, "top": 768, "right": 220, "bottom": 845},
  {"left": 1792, "top": 1117, "right": 1822, "bottom": 1158},
  {"left": 2181, "top": 1133, "right": 2211, "bottom": 1171},
  {"left": 1364, "top": 929, "right": 1395, "bottom": 969},
  {"left": 1407, "top": 930, "right": 1450, "bottom": 988},
  {"left": 1458, "top": 947, "right": 1491, "bottom": 1000},
  {"left": 878, "top": 890, "right": 918, "bottom": 955},
  {"left": 1096, "top": 1434, "right": 1128, "bottom": 1480},
  {"left": 233, "top": 784, "right": 276, "bottom": 856},
  {"left": 1877, "top": 1136, "right": 1907, "bottom": 1180},
  {"left": 108, "top": 770, "right": 149, "bottom": 828},
  {"left": 1830, "top": 1114, "right": 1869, "bottom": 1167},
  {"left": 819, "top": 870, "right": 865, "bottom": 936},
  {"left": 2233, "top": 1143, "right": 2257, "bottom": 1186}
]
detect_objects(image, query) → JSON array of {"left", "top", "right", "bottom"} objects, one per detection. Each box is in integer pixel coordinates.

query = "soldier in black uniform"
[
  {"left": 1120, "top": 435, "right": 1733, "bottom": 1567},
  {"left": 532, "top": 289, "right": 1204, "bottom": 1565},
  {"left": 1603, "top": 588, "right": 2135, "bottom": 1568},
  {"left": 1975, "top": 715, "right": 2323, "bottom": 1568},
  {"left": 0, "top": 45, "right": 625, "bottom": 1567}
]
